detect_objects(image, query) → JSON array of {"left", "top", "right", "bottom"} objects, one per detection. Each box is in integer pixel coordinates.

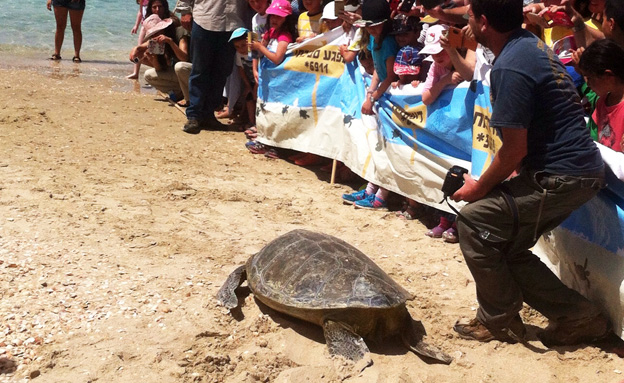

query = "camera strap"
[{"left": 444, "top": 184, "right": 519, "bottom": 245}]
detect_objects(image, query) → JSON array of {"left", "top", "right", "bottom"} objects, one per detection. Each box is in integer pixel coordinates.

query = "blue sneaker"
[
  {"left": 342, "top": 190, "right": 369, "bottom": 204},
  {"left": 354, "top": 194, "right": 388, "bottom": 211}
]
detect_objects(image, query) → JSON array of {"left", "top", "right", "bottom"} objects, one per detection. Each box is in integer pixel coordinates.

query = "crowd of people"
[{"left": 120, "top": 0, "right": 624, "bottom": 349}]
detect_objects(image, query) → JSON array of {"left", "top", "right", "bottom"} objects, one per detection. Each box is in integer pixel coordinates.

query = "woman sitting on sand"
[
  {"left": 46, "top": 0, "right": 85, "bottom": 63},
  {"left": 129, "top": 0, "right": 191, "bottom": 106}
]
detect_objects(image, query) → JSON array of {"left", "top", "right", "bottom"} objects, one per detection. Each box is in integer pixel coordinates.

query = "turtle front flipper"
[
  {"left": 402, "top": 320, "right": 453, "bottom": 365},
  {"left": 216, "top": 265, "right": 247, "bottom": 309},
  {"left": 323, "top": 320, "right": 372, "bottom": 367}
]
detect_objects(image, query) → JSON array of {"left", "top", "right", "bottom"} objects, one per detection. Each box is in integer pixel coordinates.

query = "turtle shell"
[{"left": 246, "top": 230, "right": 413, "bottom": 311}]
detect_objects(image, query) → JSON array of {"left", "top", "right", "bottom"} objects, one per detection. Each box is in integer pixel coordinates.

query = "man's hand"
[
  {"left": 181, "top": 13, "right": 193, "bottom": 31},
  {"left": 337, "top": 11, "right": 361, "bottom": 24},
  {"left": 452, "top": 174, "right": 486, "bottom": 203}
]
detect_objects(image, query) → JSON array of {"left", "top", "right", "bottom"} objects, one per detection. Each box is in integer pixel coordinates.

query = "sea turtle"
[{"left": 217, "top": 229, "right": 452, "bottom": 365}]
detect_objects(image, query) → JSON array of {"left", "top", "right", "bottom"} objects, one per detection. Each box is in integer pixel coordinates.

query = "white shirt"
[{"left": 174, "top": 0, "right": 246, "bottom": 31}]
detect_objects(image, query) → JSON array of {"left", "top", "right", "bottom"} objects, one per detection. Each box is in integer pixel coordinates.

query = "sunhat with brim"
[
  {"left": 353, "top": 0, "right": 390, "bottom": 27},
  {"left": 143, "top": 14, "right": 174, "bottom": 42},
  {"left": 322, "top": 2, "right": 338, "bottom": 20},
  {"left": 419, "top": 24, "right": 448, "bottom": 55},
  {"left": 394, "top": 46, "right": 423, "bottom": 76},
  {"left": 229, "top": 27, "right": 249, "bottom": 42},
  {"left": 266, "top": 0, "right": 292, "bottom": 17},
  {"left": 353, "top": 18, "right": 387, "bottom": 27},
  {"left": 421, "top": 15, "right": 438, "bottom": 23}
]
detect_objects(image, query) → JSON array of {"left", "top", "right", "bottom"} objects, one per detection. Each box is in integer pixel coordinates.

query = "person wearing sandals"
[{"left": 46, "top": 0, "right": 85, "bottom": 63}]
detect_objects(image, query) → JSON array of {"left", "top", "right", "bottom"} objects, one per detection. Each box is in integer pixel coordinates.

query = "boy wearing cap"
[
  {"left": 230, "top": 28, "right": 257, "bottom": 131},
  {"left": 390, "top": 15, "right": 424, "bottom": 88},
  {"left": 321, "top": 2, "right": 343, "bottom": 31}
]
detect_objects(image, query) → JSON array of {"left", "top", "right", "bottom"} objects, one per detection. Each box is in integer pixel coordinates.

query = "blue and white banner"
[{"left": 255, "top": 29, "right": 624, "bottom": 338}]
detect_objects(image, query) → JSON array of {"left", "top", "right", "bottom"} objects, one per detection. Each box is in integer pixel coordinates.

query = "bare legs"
[
  {"left": 69, "top": 9, "right": 84, "bottom": 60},
  {"left": 52, "top": 6, "right": 84, "bottom": 60},
  {"left": 53, "top": 6, "right": 67, "bottom": 57}
]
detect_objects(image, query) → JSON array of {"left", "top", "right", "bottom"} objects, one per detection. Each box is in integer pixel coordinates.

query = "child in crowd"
[
  {"left": 230, "top": 28, "right": 258, "bottom": 132},
  {"left": 321, "top": 2, "right": 344, "bottom": 31},
  {"left": 128, "top": 0, "right": 150, "bottom": 79},
  {"left": 246, "top": 0, "right": 295, "bottom": 156},
  {"left": 418, "top": 24, "right": 468, "bottom": 242},
  {"left": 296, "top": 0, "right": 328, "bottom": 43},
  {"left": 578, "top": 38, "right": 624, "bottom": 152},
  {"left": 241, "top": 0, "right": 270, "bottom": 139},
  {"left": 420, "top": 24, "right": 465, "bottom": 105},
  {"left": 250, "top": 0, "right": 294, "bottom": 66},
  {"left": 358, "top": 49, "right": 375, "bottom": 76},
  {"left": 249, "top": 0, "right": 271, "bottom": 83},
  {"left": 338, "top": 0, "right": 366, "bottom": 62},
  {"left": 390, "top": 15, "right": 423, "bottom": 88},
  {"left": 342, "top": 0, "right": 399, "bottom": 210},
  {"left": 387, "top": 15, "right": 428, "bottom": 220}
]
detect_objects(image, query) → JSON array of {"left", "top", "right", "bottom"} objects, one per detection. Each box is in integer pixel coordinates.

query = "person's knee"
[
  {"left": 144, "top": 69, "right": 157, "bottom": 85},
  {"left": 174, "top": 62, "right": 191, "bottom": 78}
]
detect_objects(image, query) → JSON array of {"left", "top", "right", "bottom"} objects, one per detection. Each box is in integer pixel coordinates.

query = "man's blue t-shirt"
[
  {"left": 490, "top": 29, "right": 603, "bottom": 175},
  {"left": 368, "top": 35, "right": 399, "bottom": 82}
]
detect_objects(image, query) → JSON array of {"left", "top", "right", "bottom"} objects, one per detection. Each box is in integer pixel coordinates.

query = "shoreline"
[{"left": 1, "top": 51, "right": 153, "bottom": 95}]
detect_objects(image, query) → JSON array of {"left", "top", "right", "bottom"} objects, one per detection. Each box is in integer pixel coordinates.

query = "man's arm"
[
  {"left": 453, "top": 127, "right": 527, "bottom": 202},
  {"left": 174, "top": 0, "right": 194, "bottom": 30},
  {"left": 174, "top": 0, "right": 194, "bottom": 14}
]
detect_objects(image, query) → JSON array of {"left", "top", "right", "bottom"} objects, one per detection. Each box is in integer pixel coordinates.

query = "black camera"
[{"left": 441, "top": 165, "right": 468, "bottom": 199}]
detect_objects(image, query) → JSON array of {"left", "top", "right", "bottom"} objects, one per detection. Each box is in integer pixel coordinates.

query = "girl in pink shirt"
[
  {"left": 579, "top": 39, "right": 624, "bottom": 153},
  {"left": 249, "top": 0, "right": 295, "bottom": 65}
]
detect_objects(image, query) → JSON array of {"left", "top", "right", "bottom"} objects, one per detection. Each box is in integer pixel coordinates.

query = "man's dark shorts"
[{"left": 52, "top": 0, "right": 86, "bottom": 11}]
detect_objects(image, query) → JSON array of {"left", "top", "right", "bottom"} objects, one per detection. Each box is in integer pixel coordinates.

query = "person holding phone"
[{"left": 129, "top": 12, "right": 191, "bottom": 105}]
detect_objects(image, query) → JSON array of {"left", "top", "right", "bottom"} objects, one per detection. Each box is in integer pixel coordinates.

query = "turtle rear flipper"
[
  {"left": 216, "top": 265, "right": 247, "bottom": 309},
  {"left": 402, "top": 319, "right": 453, "bottom": 365},
  {"left": 323, "top": 320, "right": 372, "bottom": 368}
]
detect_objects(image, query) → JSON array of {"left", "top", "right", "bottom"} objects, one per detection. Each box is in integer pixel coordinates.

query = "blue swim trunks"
[{"left": 52, "top": 0, "right": 86, "bottom": 11}]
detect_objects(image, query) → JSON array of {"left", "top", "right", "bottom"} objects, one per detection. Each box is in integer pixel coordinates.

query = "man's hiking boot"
[
  {"left": 454, "top": 315, "right": 526, "bottom": 344},
  {"left": 537, "top": 313, "right": 611, "bottom": 347},
  {"left": 182, "top": 119, "right": 202, "bottom": 134}
]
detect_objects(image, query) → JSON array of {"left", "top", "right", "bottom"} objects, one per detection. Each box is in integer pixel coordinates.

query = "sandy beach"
[{"left": 0, "top": 64, "right": 623, "bottom": 382}]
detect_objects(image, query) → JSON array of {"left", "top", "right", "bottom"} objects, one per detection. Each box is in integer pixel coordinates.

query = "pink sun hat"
[
  {"left": 142, "top": 14, "right": 173, "bottom": 42},
  {"left": 266, "top": 0, "right": 292, "bottom": 17}
]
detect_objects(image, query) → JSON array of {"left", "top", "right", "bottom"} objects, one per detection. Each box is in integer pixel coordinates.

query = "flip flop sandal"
[
  {"left": 264, "top": 149, "right": 280, "bottom": 159},
  {"left": 177, "top": 100, "right": 189, "bottom": 107},
  {"left": 50, "top": 54, "right": 62, "bottom": 61},
  {"left": 245, "top": 141, "right": 267, "bottom": 155},
  {"left": 72, "top": 56, "right": 82, "bottom": 63}
]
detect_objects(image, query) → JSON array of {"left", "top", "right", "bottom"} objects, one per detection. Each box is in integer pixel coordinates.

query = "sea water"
[{"left": 0, "top": 0, "right": 153, "bottom": 87}]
